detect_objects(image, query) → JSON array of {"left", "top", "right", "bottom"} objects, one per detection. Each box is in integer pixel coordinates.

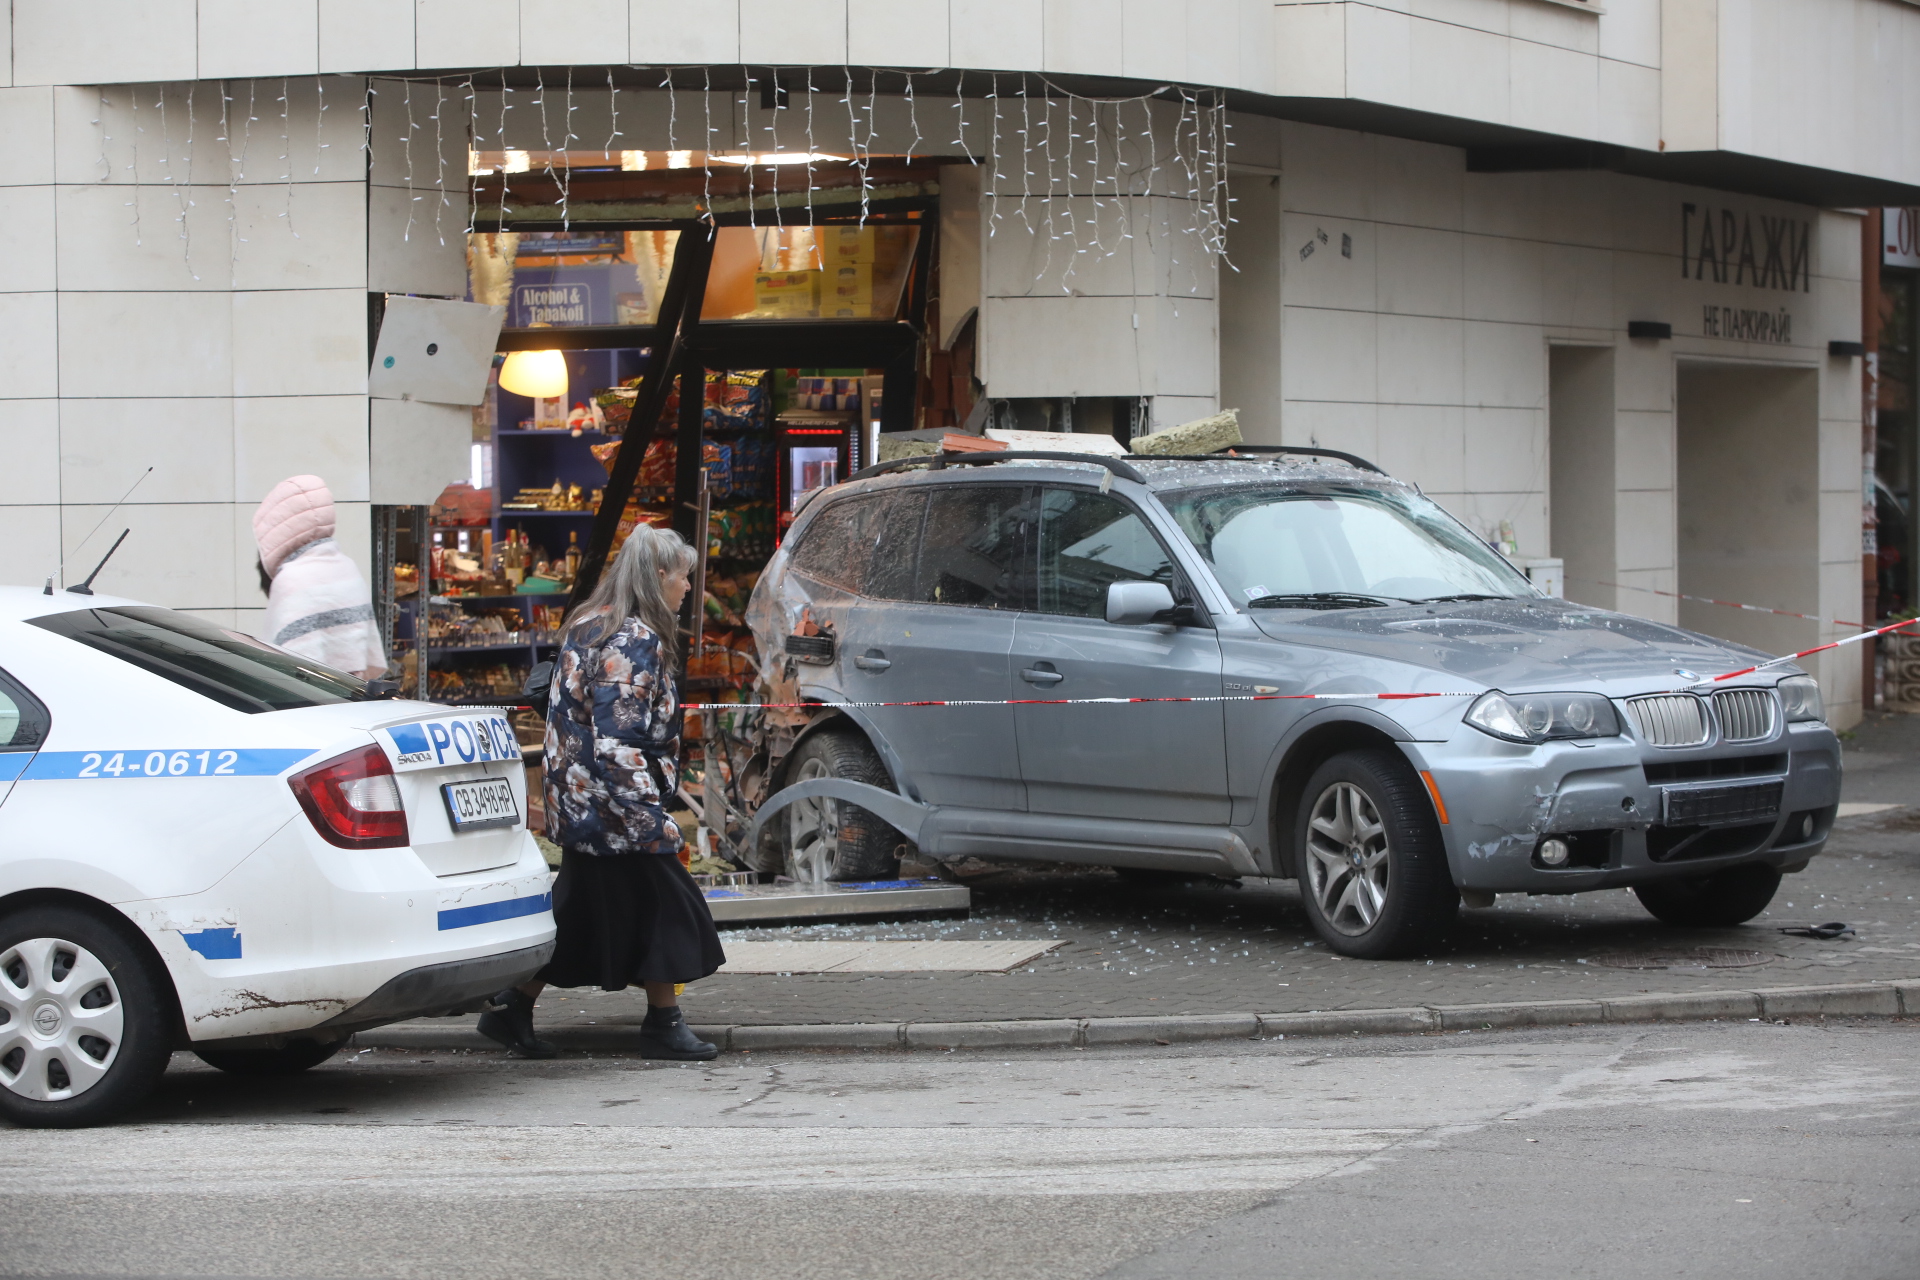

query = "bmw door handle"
[
  {"left": 854, "top": 651, "right": 892, "bottom": 672},
  {"left": 1020, "top": 665, "right": 1065, "bottom": 686}
]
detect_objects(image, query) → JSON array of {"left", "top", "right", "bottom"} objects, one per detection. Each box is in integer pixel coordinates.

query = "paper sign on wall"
[{"left": 368, "top": 295, "right": 506, "bottom": 406}]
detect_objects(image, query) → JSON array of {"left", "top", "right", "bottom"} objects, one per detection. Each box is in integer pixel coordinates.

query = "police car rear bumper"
[{"left": 189, "top": 941, "right": 553, "bottom": 1050}]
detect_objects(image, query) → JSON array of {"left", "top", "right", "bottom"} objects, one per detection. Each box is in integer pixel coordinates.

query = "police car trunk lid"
[{"left": 271, "top": 702, "right": 532, "bottom": 877}]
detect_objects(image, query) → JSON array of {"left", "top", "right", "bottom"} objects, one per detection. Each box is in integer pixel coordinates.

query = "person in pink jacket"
[{"left": 252, "top": 475, "right": 389, "bottom": 680}]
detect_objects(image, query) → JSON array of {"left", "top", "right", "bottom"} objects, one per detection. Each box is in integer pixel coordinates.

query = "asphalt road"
[{"left": 2, "top": 1020, "right": 1915, "bottom": 1280}]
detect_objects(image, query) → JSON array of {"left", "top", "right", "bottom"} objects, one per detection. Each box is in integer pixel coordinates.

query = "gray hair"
[{"left": 569, "top": 523, "right": 698, "bottom": 663}]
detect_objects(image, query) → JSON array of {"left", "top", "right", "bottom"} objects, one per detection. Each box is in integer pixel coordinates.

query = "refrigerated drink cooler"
[{"left": 775, "top": 409, "right": 859, "bottom": 538}]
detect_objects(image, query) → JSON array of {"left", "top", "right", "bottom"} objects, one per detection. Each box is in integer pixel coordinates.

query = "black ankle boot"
[
  {"left": 476, "top": 988, "right": 557, "bottom": 1059},
  {"left": 640, "top": 1005, "right": 717, "bottom": 1061}
]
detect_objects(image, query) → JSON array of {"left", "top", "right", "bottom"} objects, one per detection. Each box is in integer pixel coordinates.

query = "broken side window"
[
  {"left": 914, "top": 485, "right": 1037, "bottom": 610},
  {"left": 862, "top": 490, "right": 928, "bottom": 602},
  {"left": 787, "top": 494, "right": 886, "bottom": 592}
]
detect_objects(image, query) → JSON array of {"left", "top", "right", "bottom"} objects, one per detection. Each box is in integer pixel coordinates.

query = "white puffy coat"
[{"left": 261, "top": 539, "right": 389, "bottom": 679}]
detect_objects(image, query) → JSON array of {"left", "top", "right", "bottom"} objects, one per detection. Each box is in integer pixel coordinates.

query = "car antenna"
[
  {"left": 67, "top": 528, "right": 130, "bottom": 596},
  {"left": 44, "top": 465, "right": 152, "bottom": 594}
]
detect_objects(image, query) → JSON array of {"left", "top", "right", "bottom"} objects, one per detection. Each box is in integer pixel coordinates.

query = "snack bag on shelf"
[
  {"left": 702, "top": 440, "right": 732, "bottom": 499},
  {"left": 638, "top": 438, "right": 676, "bottom": 489},
  {"left": 704, "top": 370, "right": 768, "bottom": 432},
  {"left": 611, "top": 501, "right": 671, "bottom": 557},
  {"left": 594, "top": 387, "right": 635, "bottom": 433}
]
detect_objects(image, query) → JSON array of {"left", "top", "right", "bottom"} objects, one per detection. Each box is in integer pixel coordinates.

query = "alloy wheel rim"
[
  {"left": 1305, "top": 782, "right": 1392, "bottom": 935},
  {"left": 787, "top": 758, "right": 839, "bottom": 884},
  {"left": 0, "top": 937, "right": 124, "bottom": 1101}
]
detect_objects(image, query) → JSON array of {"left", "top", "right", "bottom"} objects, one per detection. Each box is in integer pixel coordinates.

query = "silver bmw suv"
[{"left": 745, "top": 448, "right": 1841, "bottom": 958}]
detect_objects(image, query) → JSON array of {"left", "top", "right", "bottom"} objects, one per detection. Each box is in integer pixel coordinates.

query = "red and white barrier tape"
[
  {"left": 679, "top": 691, "right": 1476, "bottom": 711},
  {"left": 1583, "top": 578, "right": 1866, "bottom": 630},
  {"left": 1704, "top": 615, "right": 1919, "bottom": 683},
  {"left": 676, "top": 618, "right": 1920, "bottom": 712}
]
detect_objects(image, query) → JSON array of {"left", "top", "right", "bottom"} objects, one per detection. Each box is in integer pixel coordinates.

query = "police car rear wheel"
[
  {"left": 194, "top": 1038, "right": 346, "bottom": 1075},
  {"left": 0, "top": 905, "right": 174, "bottom": 1128}
]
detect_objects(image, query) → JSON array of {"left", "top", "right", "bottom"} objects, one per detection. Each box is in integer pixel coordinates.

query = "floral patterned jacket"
[{"left": 543, "top": 610, "right": 682, "bottom": 856}]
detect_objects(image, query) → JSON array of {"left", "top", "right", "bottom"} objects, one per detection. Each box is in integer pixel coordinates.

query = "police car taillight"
[{"left": 289, "top": 744, "right": 409, "bottom": 849}]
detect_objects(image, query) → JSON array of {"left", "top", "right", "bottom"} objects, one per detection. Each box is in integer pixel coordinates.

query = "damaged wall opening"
[
  {"left": 1676, "top": 362, "right": 1820, "bottom": 657},
  {"left": 1549, "top": 344, "right": 1617, "bottom": 612}
]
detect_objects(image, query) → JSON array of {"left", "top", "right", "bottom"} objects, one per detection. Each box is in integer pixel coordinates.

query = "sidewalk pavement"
[{"left": 366, "top": 712, "right": 1920, "bottom": 1052}]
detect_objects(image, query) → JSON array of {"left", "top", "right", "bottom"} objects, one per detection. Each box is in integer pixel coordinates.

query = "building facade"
[{"left": 0, "top": 0, "right": 1916, "bottom": 723}]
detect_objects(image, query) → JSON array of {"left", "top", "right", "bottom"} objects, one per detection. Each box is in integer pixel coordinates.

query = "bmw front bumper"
[{"left": 1404, "top": 720, "right": 1841, "bottom": 894}]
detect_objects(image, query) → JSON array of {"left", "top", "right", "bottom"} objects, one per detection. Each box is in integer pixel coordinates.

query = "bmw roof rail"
[
  {"left": 1136, "top": 444, "right": 1389, "bottom": 475},
  {"left": 849, "top": 450, "right": 1148, "bottom": 485}
]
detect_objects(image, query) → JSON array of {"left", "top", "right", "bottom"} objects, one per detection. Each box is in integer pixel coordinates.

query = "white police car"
[{"left": 0, "top": 586, "right": 555, "bottom": 1127}]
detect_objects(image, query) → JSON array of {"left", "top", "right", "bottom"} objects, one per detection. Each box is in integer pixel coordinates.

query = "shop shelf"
[
  {"left": 425, "top": 641, "right": 548, "bottom": 656},
  {"left": 497, "top": 429, "right": 614, "bottom": 439}
]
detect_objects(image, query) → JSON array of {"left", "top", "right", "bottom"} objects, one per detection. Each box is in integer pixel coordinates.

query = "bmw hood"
[{"left": 1247, "top": 598, "right": 1784, "bottom": 692}]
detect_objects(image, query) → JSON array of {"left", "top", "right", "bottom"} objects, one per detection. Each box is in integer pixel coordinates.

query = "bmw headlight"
[
  {"left": 1778, "top": 675, "right": 1825, "bottom": 724},
  {"left": 1464, "top": 690, "right": 1621, "bottom": 744}
]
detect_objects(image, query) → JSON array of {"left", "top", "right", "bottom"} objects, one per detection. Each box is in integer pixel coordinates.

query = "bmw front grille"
[
  {"left": 1712, "top": 688, "right": 1777, "bottom": 743},
  {"left": 1624, "top": 694, "right": 1710, "bottom": 747}
]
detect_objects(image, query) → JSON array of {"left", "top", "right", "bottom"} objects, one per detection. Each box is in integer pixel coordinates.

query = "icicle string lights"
[
  {"left": 497, "top": 75, "right": 512, "bottom": 229},
  {"left": 702, "top": 65, "right": 716, "bottom": 223},
  {"left": 280, "top": 78, "right": 297, "bottom": 239},
  {"left": 432, "top": 79, "right": 448, "bottom": 245},
  {"left": 803, "top": 66, "right": 817, "bottom": 226},
  {"left": 740, "top": 70, "right": 755, "bottom": 232},
  {"left": 463, "top": 76, "right": 478, "bottom": 235},
  {"left": 904, "top": 71, "right": 920, "bottom": 164},
  {"left": 561, "top": 65, "right": 577, "bottom": 230},
  {"left": 314, "top": 74, "right": 328, "bottom": 175},
  {"left": 402, "top": 77, "right": 417, "bottom": 242},
  {"left": 606, "top": 68, "right": 620, "bottom": 154},
  {"left": 89, "top": 70, "right": 1228, "bottom": 305},
  {"left": 765, "top": 69, "right": 781, "bottom": 227}
]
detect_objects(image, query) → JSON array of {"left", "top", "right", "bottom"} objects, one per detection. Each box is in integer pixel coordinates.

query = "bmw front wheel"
[
  {"left": 1296, "top": 749, "right": 1459, "bottom": 959},
  {"left": 0, "top": 906, "right": 175, "bottom": 1128}
]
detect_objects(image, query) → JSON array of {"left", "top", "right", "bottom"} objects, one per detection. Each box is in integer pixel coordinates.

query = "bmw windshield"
[{"left": 1160, "top": 485, "right": 1535, "bottom": 610}]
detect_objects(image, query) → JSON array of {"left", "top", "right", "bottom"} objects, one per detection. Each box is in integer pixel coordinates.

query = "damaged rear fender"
[
  {"left": 771, "top": 703, "right": 921, "bottom": 805},
  {"left": 745, "top": 778, "right": 933, "bottom": 853}
]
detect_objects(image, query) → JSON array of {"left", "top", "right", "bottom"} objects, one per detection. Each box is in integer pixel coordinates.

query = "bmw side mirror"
[{"left": 1106, "top": 581, "right": 1178, "bottom": 625}]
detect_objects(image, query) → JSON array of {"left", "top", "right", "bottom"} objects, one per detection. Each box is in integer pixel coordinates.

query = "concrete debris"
[
  {"left": 1130, "top": 408, "right": 1241, "bottom": 456},
  {"left": 983, "top": 428, "right": 1129, "bottom": 456}
]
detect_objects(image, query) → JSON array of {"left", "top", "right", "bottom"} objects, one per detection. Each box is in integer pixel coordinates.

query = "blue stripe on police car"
[
  {"left": 22, "top": 749, "right": 318, "bottom": 780},
  {"left": 437, "top": 892, "right": 551, "bottom": 930}
]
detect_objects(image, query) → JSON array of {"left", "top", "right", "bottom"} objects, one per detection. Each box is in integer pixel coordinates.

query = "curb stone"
[
  {"left": 350, "top": 978, "right": 1920, "bottom": 1056},
  {"left": 1434, "top": 999, "right": 1607, "bottom": 1031},
  {"left": 1256, "top": 1008, "right": 1436, "bottom": 1038},
  {"left": 1600, "top": 990, "right": 1761, "bottom": 1023},
  {"left": 904, "top": 1019, "right": 1081, "bottom": 1050},
  {"left": 1084, "top": 1014, "right": 1259, "bottom": 1045},
  {"left": 1757, "top": 983, "right": 1902, "bottom": 1018},
  {"left": 731, "top": 1022, "right": 900, "bottom": 1051}
]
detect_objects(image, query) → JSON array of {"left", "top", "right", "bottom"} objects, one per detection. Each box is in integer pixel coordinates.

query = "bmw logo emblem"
[{"left": 1673, "top": 668, "right": 1701, "bottom": 682}]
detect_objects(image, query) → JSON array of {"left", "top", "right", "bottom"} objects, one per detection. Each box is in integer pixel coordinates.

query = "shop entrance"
[
  {"left": 1548, "top": 345, "right": 1617, "bottom": 610},
  {"left": 1675, "top": 362, "right": 1820, "bottom": 655}
]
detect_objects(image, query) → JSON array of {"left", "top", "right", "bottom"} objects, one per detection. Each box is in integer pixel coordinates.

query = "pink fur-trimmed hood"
[{"left": 253, "top": 474, "right": 336, "bottom": 575}]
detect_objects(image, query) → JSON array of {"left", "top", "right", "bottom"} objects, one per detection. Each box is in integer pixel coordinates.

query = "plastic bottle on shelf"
[{"left": 565, "top": 531, "right": 582, "bottom": 584}]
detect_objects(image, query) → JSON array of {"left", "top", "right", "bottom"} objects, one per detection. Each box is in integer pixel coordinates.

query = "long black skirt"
[{"left": 537, "top": 850, "right": 726, "bottom": 991}]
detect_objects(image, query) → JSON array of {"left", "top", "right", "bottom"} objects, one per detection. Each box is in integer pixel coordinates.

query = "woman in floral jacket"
[{"left": 477, "top": 524, "right": 725, "bottom": 1061}]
